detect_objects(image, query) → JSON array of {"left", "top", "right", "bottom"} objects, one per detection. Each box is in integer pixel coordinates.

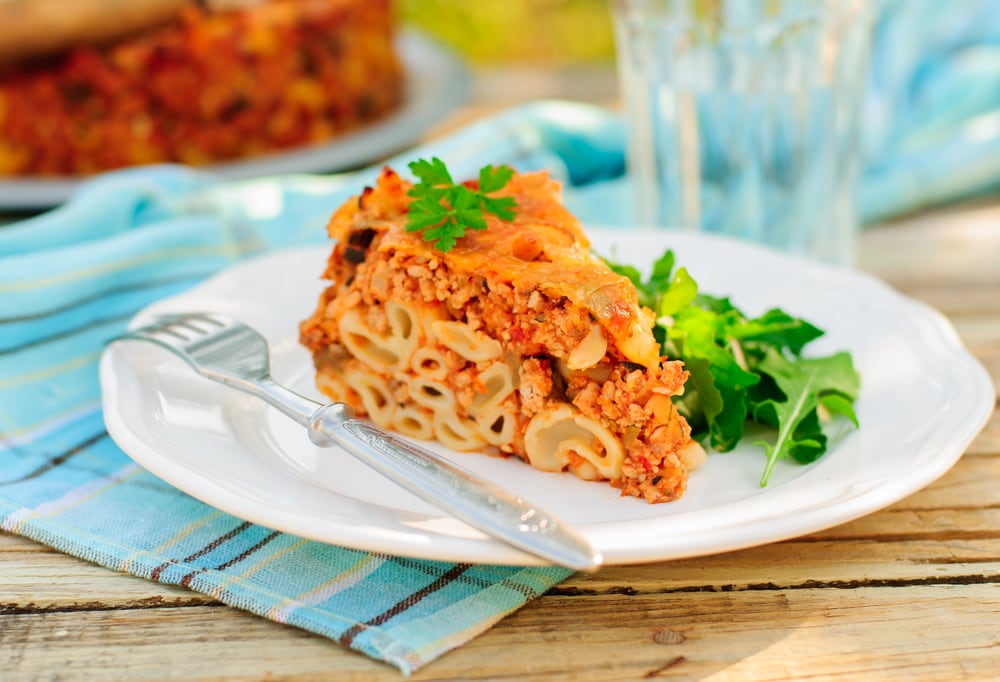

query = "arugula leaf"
[
  {"left": 604, "top": 248, "right": 861, "bottom": 486},
  {"left": 405, "top": 157, "right": 517, "bottom": 252},
  {"left": 750, "top": 348, "right": 859, "bottom": 484},
  {"left": 729, "top": 308, "right": 824, "bottom": 355}
]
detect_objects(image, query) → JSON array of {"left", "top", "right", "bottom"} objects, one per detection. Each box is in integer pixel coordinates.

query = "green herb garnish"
[
  {"left": 405, "top": 157, "right": 517, "bottom": 252},
  {"left": 607, "top": 249, "right": 860, "bottom": 486}
]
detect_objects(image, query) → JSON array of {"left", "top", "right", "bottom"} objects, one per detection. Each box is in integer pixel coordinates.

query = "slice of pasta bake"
[{"left": 300, "top": 167, "right": 705, "bottom": 503}]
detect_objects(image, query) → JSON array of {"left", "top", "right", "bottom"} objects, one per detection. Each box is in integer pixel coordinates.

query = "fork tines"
[{"left": 126, "top": 313, "right": 229, "bottom": 342}]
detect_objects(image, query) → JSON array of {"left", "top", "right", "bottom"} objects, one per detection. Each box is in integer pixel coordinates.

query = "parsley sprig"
[
  {"left": 607, "top": 250, "right": 861, "bottom": 486},
  {"left": 405, "top": 157, "right": 517, "bottom": 252}
]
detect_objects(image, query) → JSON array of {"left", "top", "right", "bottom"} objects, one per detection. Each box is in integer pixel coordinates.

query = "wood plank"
[
  {"left": 966, "top": 405, "right": 1000, "bottom": 456},
  {"left": 0, "top": 563, "right": 212, "bottom": 612},
  {"left": 482, "top": 586, "right": 1000, "bottom": 682},
  {"left": 2, "top": 449, "right": 999, "bottom": 611},
  {"left": 811, "top": 507, "right": 1000, "bottom": 542},
  {"left": 891, "top": 454, "right": 1000, "bottom": 510},
  {"left": 5, "top": 533, "right": 999, "bottom": 605},
  {"left": 4, "top": 527, "right": 999, "bottom": 611},
  {"left": 954, "top": 325, "right": 1000, "bottom": 355},
  {"left": 0, "top": 605, "right": 369, "bottom": 681},
  {"left": 0, "top": 533, "right": 215, "bottom": 611},
  {"left": 860, "top": 202, "right": 1000, "bottom": 287},
  {"left": 2, "top": 585, "right": 998, "bottom": 681},
  {"left": 898, "top": 289, "right": 1000, "bottom": 318},
  {"left": 0, "top": 532, "right": 43, "bottom": 550},
  {"left": 566, "top": 540, "right": 1000, "bottom": 593}
]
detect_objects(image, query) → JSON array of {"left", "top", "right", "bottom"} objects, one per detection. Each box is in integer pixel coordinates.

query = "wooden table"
[{"left": 3, "top": 72, "right": 1000, "bottom": 680}]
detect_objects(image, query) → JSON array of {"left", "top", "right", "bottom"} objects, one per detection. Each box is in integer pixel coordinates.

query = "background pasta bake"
[{"left": 0, "top": 0, "right": 403, "bottom": 176}]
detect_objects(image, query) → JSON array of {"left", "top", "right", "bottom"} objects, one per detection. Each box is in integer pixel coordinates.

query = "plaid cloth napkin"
[{"left": 4, "top": 14, "right": 1000, "bottom": 661}]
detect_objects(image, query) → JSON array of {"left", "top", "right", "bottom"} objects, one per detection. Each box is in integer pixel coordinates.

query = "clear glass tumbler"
[{"left": 611, "top": 0, "right": 873, "bottom": 264}]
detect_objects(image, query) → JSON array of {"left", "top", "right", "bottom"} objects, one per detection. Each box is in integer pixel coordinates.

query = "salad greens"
[{"left": 605, "top": 249, "right": 860, "bottom": 486}]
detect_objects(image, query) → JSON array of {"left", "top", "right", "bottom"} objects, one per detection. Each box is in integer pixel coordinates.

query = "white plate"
[
  {"left": 99, "top": 230, "right": 995, "bottom": 566},
  {"left": 0, "top": 31, "right": 467, "bottom": 210}
]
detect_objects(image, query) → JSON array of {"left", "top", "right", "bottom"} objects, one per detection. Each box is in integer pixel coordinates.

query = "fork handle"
[{"left": 307, "top": 403, "right": 602, "bottom": 572}]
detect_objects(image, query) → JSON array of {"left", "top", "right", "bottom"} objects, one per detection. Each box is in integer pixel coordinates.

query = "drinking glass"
[{"left": 611, "top": 0, "right": 873, "bottom": 264}]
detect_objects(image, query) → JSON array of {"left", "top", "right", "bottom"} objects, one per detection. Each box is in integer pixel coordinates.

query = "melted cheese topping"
[{"left": 327, "top": 167, "right": 662, "bottom": 368}]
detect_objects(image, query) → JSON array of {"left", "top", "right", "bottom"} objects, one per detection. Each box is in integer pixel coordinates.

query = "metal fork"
[{"left": 112, "top": 312, "right": 602, "bottom": 571}]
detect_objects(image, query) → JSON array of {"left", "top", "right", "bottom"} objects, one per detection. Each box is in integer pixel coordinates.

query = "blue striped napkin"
[{"left": 0, "top": 106, "right": 609, "bottom": 674}]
